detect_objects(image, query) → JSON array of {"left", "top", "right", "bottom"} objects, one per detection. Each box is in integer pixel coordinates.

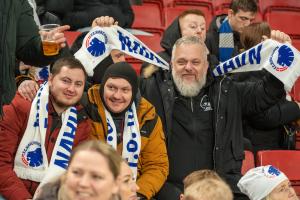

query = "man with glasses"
[{"left": 205, "top": 0, "right": 257, "bottom": 63}]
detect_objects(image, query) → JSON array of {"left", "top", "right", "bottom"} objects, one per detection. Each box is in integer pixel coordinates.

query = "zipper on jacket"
[
  {"left": 213, "top": 76, "right": 226, "bottom": 170},
  {"left": 190, "top": 98, "right": 194, "bottom": 112}
]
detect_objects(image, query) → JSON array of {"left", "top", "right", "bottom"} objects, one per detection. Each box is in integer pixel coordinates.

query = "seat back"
[
  {"left": 173, "top": 0, "right": 214, "bottom": 27},
  {"left": 259, "top": 0, "right": 300, "bottom": 15},
  {"left": 241, "top": 150, "right": 255, "bottom": 175},
  {"left": 291, "top": 77, "right": 300, "bottom": 102},
  {"left": 264, "top": 11, "right": 300, "bottom": 36},
  {"left": 164, "top": 7, "right": 186, "bottom": 27},
  {"left": 213, "top": 0, "right": 231, "bottom": 15},
  {"left": 64, "top": 31, "right": 82, "bottom": 47},
  {"left": 132, "top": 5, "right": 165, "bottom": 36},
  {"left": 143, "top": 0, "right": 174, "bottom": 7},
  {"left": 256, "top": 150, "right": 300, "bottom": 196},
  {"left": 135, "top": 34, "right": 163, "bottom": 53}
]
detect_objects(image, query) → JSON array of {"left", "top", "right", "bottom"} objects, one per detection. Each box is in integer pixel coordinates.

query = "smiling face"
[
  {"left": 171, "top": 42, "right": 208, "bottom": 97},
  {"left": 48, "top": 66, "right": 85, "bottom": 114},
  {"left": 179, "top": 13, "right": 206, "bottom": 41},
  {"left": 267, "top": 180, "right": 298, "bottom": 200},
  {"left": 119, "top": 162, "right": 139, "bottom": 200},
  {"left": 64, "top": 150, "right": 119, "bottom": 200},
  {"left": 103, "top": 78, "right": 132, "bottom": 114}
]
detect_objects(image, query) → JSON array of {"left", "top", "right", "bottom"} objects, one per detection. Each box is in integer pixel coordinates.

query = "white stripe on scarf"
[
  {"left": 14, "top": 82, "right": 78, "bottom": 188},
  {"left": 105, "top": 103, "right": 141, "bottom": 180}
]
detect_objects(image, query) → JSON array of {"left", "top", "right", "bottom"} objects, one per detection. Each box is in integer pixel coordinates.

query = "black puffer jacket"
[
  {"left": 205, "top": 14, "right": 242, "bottom": 62},
  {"left": 37, "top": 0, "right": 134, "bottom": 30},
  {"left": 140, "top": 69, "right": 285, "bottom": 196},
  {"left": 235, "top": 71, "right": 300, "bottom": 152}
]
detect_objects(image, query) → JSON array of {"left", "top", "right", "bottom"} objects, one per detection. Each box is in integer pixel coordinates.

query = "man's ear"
[
  {"left": 180, "top": 193, "right": 184, "bottom": 200},
  {"left": 227, "top": 9, "right": 234, "bottom": 18},
  {"left": 48, "top": 74, "right": 53, "bottom": 86},
  {"left": 261, "top": 35, "right": 269, "bottom": 42}
]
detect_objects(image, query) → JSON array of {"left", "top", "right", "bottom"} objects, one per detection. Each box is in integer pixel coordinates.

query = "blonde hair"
[
  {"left": 183, "top": 170, "right": 222, "bottom": 190},
  {"left": 184, "top": 178, "right": 233, "bottom": 200},
  {"left": 68, "top": 140, "right": 122, "bottom": 179}
]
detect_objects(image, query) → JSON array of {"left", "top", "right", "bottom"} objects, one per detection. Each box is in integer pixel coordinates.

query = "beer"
[
  {"left": 40, "top": 24, "right": 60, "bottom": 56},
  {"left": 42, "top": 40, "right": 59, "bottom": 56}
]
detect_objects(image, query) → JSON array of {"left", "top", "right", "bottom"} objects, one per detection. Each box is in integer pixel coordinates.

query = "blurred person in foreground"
[
  {"left": 238, "top": 165, "right": 298, "bottom": 200},
  {"left": 117, "top": 161, "right": 140, "bottom": 200},
  {"left": 0, "top": 0, "right": 70, "bottom": 116},
  {"left": 183, "top": 178, "right": 233, "bottom": 200},
  {"left": 36, "top": 140, "right": 122, "bottom": 200}
]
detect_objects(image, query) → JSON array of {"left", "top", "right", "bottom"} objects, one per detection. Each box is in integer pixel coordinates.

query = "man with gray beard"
[{"left": 140, "top": 36, "right": 285, "bottom": 200}]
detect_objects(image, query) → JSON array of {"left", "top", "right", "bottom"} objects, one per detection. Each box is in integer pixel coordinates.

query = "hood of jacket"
[{"left": 160, "top": 17, "right": 182, "bottom": 57}]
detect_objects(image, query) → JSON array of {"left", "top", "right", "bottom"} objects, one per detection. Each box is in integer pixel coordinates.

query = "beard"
[{"left": 172, "top": 70, "right": 207, "bottom": 97}]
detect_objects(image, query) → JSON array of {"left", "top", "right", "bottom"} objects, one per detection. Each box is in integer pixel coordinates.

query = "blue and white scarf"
[
  {"left": 219, "top": 17, "right": 234, "bottom": 62},
  {"left": 75, "top": 26, "right": 169, "bottom": 76},
  {"left": 213, "top": 39, "right": 300, "bottom": 91},
  {"left": 105, "top": 103, "right": 141, "bottom": 180},
  {"left": 13, "top": 82, "right": 78, "bottom": 188}
]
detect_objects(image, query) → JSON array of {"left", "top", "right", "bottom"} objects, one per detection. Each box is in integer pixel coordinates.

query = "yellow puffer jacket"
[{"left": 87, "top": 84, "right": 169, "bottom": 199}]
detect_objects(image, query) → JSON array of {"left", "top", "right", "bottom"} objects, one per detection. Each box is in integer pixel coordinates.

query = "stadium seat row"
[{"left": 242, "top": 149, "right": 300, "bottom": 196}]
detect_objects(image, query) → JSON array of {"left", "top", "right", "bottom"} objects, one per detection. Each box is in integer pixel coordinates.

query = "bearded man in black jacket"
[{"left": 140, "top": 36, "right": 285, "bottom": 200}]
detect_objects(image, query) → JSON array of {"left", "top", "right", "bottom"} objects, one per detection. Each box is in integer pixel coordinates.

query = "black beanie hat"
[{"left": 100, "top": 62, "right": 138, "bottom": 114}]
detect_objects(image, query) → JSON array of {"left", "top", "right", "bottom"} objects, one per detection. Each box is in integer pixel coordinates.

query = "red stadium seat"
[
  {"left": 291, "top": 77, "right": 300, "bottom": 102},
  {"left": 135, "top": 34, "right": 163, "bottom": 52},
  {"left": 256, "top": 150, "right": 300, "bottom": 196},
  {"left": 213, "top": 0, "right": 231, "bottom": 15},
  {"left": 258, "top": 0, "right": 300, "bottom": 15},
  {"left": 264, "top": 11, "right": 300, "bottom": 36},
  {"left": 241, "top": 151, "right": 255, "bottom": 175},
  {"left": 173, "top": 0, "right": 214, "bottom": 28},
  {"left": 132, "top": 5, "right": 165, "bottom": 36},
  {"left": 143, "top": 0, "right": 174, "bottom": 8},
  {"left": 126, "top": 58, "right": 143, "bottom": 75},
  {"left": 64, "top": 31, "right": 82, "bottom": 47},
  {"left": 292, "top": 37, "right": 300, "bottom": 52},
  {"left": 164, "top": 7, "right": 186, "bottom": 27}
]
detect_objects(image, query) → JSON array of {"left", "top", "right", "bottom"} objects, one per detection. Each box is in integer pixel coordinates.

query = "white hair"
[{"left": 171, "top": 36, "right": 209, "bottom": 97}]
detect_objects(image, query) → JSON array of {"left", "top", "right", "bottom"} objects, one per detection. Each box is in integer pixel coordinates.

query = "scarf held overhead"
[
  {"left": 14, "top": 82, "right": 78, "bottom": 190},
  {"left": 213, "top": 39, "right": 300, "bottom": 91},
  {"left": 75, "top": 26, "right": 169, "bottom": 76}
]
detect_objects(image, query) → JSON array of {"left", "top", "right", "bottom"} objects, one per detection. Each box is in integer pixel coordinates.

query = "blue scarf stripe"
[{"left": 219, "top": 18, "right": 234, "bottom": 62}]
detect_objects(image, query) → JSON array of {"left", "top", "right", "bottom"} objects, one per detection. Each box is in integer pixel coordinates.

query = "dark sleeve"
[
  {"left": 45, "top": 0, "right": 73, "bottom": 15},
  {"left": 248, "top": 99, "right": 300, "bottom": 129},
  {"left": 16, "top": 1, "right": 63, "bottom": 67},
  {"left": 238, "top": 73, "right": 285, "bottom": 116},
  {"left": 36, "top": 0, "right": 73, "bottom": 15},
  {"left": 205, "top": 32, "right": 219, "bottom": 62},
  {"left": 119, "top": 0, "right": 134, "bottom": 28}
]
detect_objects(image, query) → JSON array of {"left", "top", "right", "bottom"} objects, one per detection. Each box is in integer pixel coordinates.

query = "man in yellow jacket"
[{"left": 85, "top": 62, "right": 169, "bottom": 199}]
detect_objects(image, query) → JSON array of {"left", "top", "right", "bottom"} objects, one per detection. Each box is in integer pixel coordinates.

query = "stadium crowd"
[{"left": 0, "top": 0, "right": 300, "bottom": 200}]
